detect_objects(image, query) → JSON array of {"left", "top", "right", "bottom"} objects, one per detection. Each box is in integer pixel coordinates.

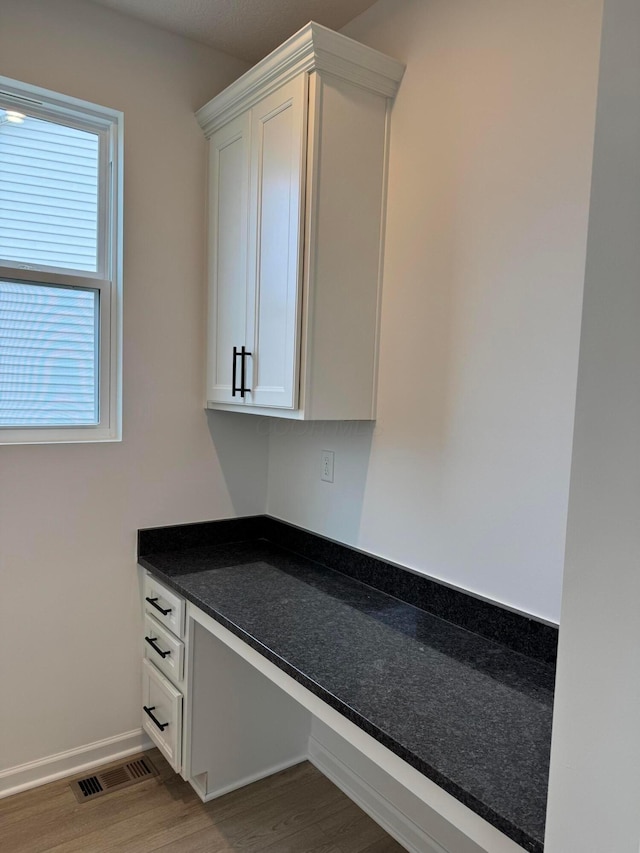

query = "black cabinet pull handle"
[
  {"left": 144, "top": 635, "right": 171, "bottom": 658},
  {"left": 143, "top": 705, "right": 169, "bottom": 731},
  {"left": 240, "top": 346, "right": 252, "bottom": 397},
  {"left": 145, "top": 596, "right": 171, "bottom": 616},
  {"left": 232, "top": 346, "right": 239, "bottom": 397}
]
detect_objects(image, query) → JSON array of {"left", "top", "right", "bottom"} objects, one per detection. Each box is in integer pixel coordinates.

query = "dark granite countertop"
[{"left": 139, "top": 524, "right": 554, "bottom": 853}]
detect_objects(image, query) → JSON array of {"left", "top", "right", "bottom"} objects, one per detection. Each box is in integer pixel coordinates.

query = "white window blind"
[
  {"left": 0, "top": 113, "right": 99, "bottom": 272},
  {"left": 0, "top": 280, "right": 98, "bottom": 426}
]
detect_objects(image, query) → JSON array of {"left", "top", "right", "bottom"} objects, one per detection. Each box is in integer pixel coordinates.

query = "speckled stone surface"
[
  {"left": 138, "top": 515, "right": 558, "bottom": 664},
  {"left": 139, "top": 537, "right": 554, "bottom": 853}
]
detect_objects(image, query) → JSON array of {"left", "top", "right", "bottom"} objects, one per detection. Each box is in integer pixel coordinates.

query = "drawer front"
[
  {"left": 142, "top": 658, "right": 182, "bottom": 771},
  {"left": 144, "top": 573, "right": 185, "bottom": 638},
  {"left": 143, "top": 613, "right": 184, "bottom": 685}
]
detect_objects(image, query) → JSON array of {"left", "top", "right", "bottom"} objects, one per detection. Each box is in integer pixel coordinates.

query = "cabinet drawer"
[
  {"left": 142, "top": 658, "right": 182, "bottom": 771},
  {"left": 144, "top": 613, "right": 184, "bottom": 685},
  {"left": 144, "top": 573, "right": 185, "bottom": 638}
]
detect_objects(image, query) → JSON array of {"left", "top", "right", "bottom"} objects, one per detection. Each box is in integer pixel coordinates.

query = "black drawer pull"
[
  {"left": 232, "top": 346, "right": 252, "bottom": 398},
  {"left": 145, "top": 596, "right": 172, "bottom": 616},
  {"left": 144, "top": 635, "right": 171, "bottom": 658},
  {"left": 240, "top": 346, "right": 252, "bottom": 397},
  {"left": 143, "top": 705, "right": 169, "bottom": 732}
]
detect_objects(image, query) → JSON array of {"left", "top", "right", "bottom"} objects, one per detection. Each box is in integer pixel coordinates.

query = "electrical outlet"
[{"left": 321, "top": 450, "right": 334, "bottom": 483}]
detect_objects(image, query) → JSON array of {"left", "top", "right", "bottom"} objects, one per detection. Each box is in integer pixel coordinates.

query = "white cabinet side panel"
[
  {"left": 303, "top": 73, "right": 388, "bottom": 420},
  {"left": 189, "top": 621, "right": 310, "bottom": 798}
]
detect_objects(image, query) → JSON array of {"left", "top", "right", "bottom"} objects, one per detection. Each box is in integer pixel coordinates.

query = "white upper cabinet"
[{"left": 197, "top": 22, "right": 404, "bottom": 420}]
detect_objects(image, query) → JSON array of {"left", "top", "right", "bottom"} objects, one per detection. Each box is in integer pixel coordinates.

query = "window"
[{"left": 0, "top": 77, "right": 122, "bottom": 443}]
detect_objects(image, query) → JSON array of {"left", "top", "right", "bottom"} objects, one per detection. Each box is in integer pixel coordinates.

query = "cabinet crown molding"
[{"left": 196, "top": 21, "right": 405, "bottom": 137}]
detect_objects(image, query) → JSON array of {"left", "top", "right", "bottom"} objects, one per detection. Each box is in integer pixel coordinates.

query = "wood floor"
[{"left": 0, "top": 750, "right": 406, "bottom": 853}]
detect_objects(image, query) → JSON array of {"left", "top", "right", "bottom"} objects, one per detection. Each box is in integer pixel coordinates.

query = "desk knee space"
[
  {"left": 183, "top": 603, "right": 526, "bottom": 853},
  {"left": 185, "top": 617, "right": 310, "bottom": 800}
]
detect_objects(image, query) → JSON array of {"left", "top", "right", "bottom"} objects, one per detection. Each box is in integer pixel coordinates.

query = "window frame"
[{"left": 0, "top": 75, "right": 123, "bottom": 444}]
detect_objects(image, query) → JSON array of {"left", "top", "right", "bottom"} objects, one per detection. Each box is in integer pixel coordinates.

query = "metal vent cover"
[{"left": 70, "top": 756, "right": 158, "bottom": 803}]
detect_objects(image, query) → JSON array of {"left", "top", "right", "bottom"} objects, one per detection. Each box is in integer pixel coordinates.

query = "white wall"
[
  {"left": 545, "top": 0, "right": 640, "bottom": 848},
  {"left": 0, "top": 0, "right": 261, "bottom": 775},
  {"left": 267, "top": 0, "right": 603, "bottom": 623}
]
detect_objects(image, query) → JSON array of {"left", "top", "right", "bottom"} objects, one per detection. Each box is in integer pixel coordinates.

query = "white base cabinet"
[
  {"left": 140, "top": 572, "right": 308, "bottom": 791},
  {"left": 197, "top": 22, "right": 405, "bottom": 420},
  {"left": 141, "top": 573, "right": 186, "bottom": 774}
]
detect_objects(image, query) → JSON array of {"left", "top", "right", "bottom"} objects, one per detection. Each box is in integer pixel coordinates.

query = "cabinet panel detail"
[
  {"left": 207, "top": 115, "right": 251, "bottom": 405},
  {"left": 246, "top": 76, "right": 307, "bottom": 409},
  {"left": 142, "top": 658, "right": 183, "bottom": 772}
]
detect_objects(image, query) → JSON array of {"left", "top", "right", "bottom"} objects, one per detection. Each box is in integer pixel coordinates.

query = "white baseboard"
[
  {"left": 308, "top": 736, "right": 449, "bottom": 853},
  {"left": 0, "top": 728, "right": 153, "bottom": 800},
  {"left": 191, "top": 753, "right": 308, "bottom": 803}
]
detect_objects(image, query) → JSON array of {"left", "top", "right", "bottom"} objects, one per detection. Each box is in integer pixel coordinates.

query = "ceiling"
[{"left": 86, "top": 0, "right": 379, "bottom": 62}]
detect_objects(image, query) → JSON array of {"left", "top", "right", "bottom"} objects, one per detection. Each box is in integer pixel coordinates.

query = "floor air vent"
[{"left": 70, "top": 756, "right": 158, "bottom": 803}]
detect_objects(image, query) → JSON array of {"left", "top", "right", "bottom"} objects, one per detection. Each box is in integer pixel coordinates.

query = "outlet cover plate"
[{"left": 321, "top": 450, "right": 334, "bottom": 483}]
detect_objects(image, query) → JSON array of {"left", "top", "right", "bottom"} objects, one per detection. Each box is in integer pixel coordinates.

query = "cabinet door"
[
  {"left": 142, "top": 659, "right": 183, "bottom": 772},
  {"left": 206, "top": 114, "right": 251, "bottom": 405},
  {"left": 245, "top": 76, "right": 307, "bottom": 409}
]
